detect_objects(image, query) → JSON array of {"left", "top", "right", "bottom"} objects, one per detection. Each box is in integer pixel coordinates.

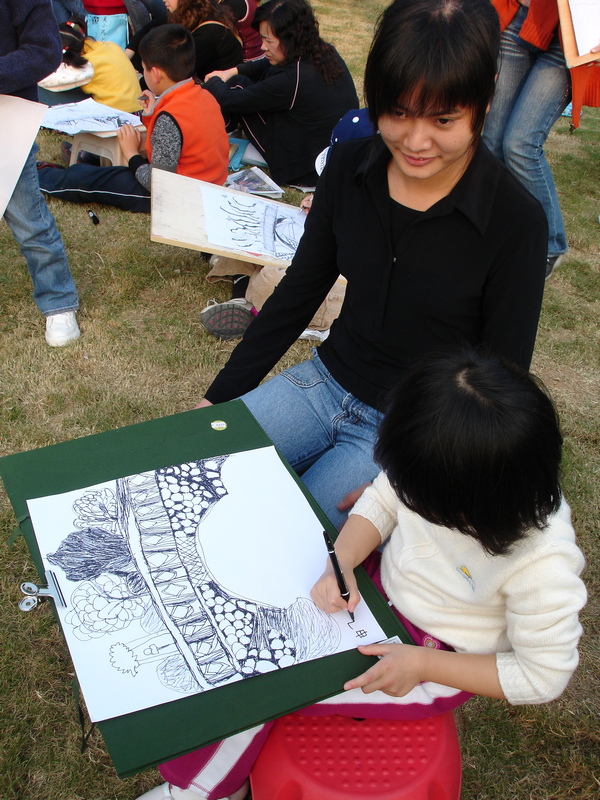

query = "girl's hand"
[
  {"left": 138, "top": 89, "right": 156, "bottom": 114},
  {"left": 310, "top": 560, "right": 360, "bottom": 616},
  {"left": 205, "top": 67, "right": 238, "bottom": 82},
  {"left": 117, "top": 124, "right": 142, "bottom": 159},
  {"left": 344, "top": 643, "right": 423, "bottom": 697}
]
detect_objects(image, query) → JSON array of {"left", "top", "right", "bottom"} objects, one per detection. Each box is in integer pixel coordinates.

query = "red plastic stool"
[{"left": 250, "top": 713, "right": 461, "bottom": 800}]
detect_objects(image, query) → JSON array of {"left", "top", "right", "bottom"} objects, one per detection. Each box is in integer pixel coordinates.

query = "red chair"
[{"left": 250, "top": 712, "right": 461, "bottom": 800}]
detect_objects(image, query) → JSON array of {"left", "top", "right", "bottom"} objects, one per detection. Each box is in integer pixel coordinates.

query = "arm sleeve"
[
  {"left": 480, "top": 218, "right": 547, "bottom": 370},
  {"left": 131, "top": 111, "right": 182, "bottom": 190},
  {"left": 204, "top": 62, "right": 297, "bottom": 115},
  {"left": 349, "top": 471, "right": 399, "bottom": 543},
  {"left": 0, "top": 2, "right": 62, "bottom": 94},
  {"left": 204, "top": 152, "right": 342, "bottom": 403},
  {"left": 496, "top": 511, "right": 586, "bottom": 704}
]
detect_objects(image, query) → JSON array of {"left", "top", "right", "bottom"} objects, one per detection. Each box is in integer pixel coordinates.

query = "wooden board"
[
  {"left": 150, "top": 169, "right": 296, "bottom": 268},
  {"left": 557, "top": 0, "right": 600, "bottom": 68}
]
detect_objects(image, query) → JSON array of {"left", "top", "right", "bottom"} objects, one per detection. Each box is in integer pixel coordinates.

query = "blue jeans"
[
  {"left": 51, "top": 0, "right": 86, "bottom": 24},
  {"left": 241, "top": 352, "right": 383, "bottom": 530},
  {"left": 3, "top": 144, "right": 78, "bottom": 316},
  {"left": 482, "top": 6, "right": 570, "bottom": 257}
]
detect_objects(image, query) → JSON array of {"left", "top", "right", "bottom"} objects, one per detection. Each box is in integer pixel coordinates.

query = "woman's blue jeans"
[
  {"left": 482, "top": 6, "right": 570, "bottom": 257},
  {"left": 3, "top": 144, "right": 78, "bottom": 316},
  {"left": 241, "top": 352, "right": 382, "bottom": 530}
]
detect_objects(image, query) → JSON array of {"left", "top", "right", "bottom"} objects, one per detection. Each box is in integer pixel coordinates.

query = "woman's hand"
[
  {"left": 310, "top": 559, "right": 360, "bottom": 616},
  {"left": 205, "top": 67, "right": 238, "bottom": 82},
  {"left": 195, "top": 398, "right": 214, "bottom": 409},
  {"left": 117, "top": 124, "right": 142, "bottom": 159}
]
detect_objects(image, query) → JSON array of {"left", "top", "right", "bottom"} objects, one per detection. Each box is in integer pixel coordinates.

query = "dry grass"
[{"left": 1, "top": 3, "right": 599, "bottom": 798}]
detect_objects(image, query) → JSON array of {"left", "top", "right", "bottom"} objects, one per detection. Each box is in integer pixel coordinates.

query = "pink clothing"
[{"left": 158, "top": 553, "right": 472, "bottom": 799}]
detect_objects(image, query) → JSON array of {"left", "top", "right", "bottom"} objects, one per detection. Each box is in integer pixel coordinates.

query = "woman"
[
  {"left": 483, "top": 0, "right": 600, "bottom": 279},
  {"left": 195, "top": 0, "right": 548, "bottom": 533},
  {"left": 203, "top": 0, "right": 359, "bottom": 186},
  {"left": 128, "top": 0, "right": 242, "bottom": 80}
]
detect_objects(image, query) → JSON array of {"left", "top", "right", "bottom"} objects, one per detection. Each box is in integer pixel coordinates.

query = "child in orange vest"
[{"left": 38, "top": 24, "right": 229, "bottom": 212}]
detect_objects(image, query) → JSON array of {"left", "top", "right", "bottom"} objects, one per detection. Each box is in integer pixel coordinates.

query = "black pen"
[{"left": 322, "top": 529, "right": 355, "bottom": 622}]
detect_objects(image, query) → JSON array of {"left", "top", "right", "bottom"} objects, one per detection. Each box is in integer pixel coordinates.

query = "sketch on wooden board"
[
  {"left": 28, "top": 447, "right": 386, "bottom": 721},
  {"left": 201, "top": 184, "right": 305, "bottom": 260}
]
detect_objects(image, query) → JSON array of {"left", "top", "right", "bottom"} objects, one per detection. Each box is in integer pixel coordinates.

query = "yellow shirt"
[{"left": 81, "top": 39, "right": 141, "bottom": 113}]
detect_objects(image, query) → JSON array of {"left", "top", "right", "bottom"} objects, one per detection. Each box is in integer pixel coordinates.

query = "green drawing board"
[{"left": 0, "top": 401, "right": 411, "bottom": 777}]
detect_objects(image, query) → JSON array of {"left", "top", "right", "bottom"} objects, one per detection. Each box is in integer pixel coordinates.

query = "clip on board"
[{"left": 0, "top": 401, "right": 411, "bottom": 777}]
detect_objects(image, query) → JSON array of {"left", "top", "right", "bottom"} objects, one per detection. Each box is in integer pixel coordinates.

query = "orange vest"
[{"left": 145, "top": 79, "right": 229, "bottom": 185}]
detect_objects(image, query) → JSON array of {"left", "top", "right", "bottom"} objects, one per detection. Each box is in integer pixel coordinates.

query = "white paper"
[
  {"left": 27, "top": 446, "right": 385, "bottom": 722},
  {"left": 0, "top": 95, "right": 47, "bottom": 219},
  {"left": 41, "top": 97, "right": 141, "bottom": 134},
  {"left": 568, "top": 0, "right": 600, "bottom": 56},
  {"left": 201, "top": 183, "right": 305, "bottom": 260}
]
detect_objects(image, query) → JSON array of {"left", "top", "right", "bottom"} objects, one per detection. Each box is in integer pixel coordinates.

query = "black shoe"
[{"left": 545, "top": 254, "right": 563, "bottom": 279}]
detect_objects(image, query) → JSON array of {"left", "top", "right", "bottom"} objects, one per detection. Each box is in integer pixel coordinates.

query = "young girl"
[
  {"left": 195, "top": 0, "right": 549, "bottom": 531},
  {"left": 137, "top": 350, "right": 586, "bottom": 800},
  {"left": 38, "top": 19, "right": 142, "bottom": 112}
]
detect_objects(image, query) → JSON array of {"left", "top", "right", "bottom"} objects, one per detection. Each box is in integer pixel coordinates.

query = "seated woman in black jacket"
[{"left": 203, "top": 0, "right": 358, "bottom": 187}]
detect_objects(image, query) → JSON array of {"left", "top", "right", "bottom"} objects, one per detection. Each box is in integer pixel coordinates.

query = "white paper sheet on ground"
[
  {"left": 568, "top": 0, "right": 600, "bottom": 56},
  {"left": 200, "top": 183, "right": 305, "bottom": 260},
  {"left": 0, "top": 95, "right": 47, "bottom": 219},
  {"left": 41, "top": 97, "right": 141, "bottom": 134},
  {"left": 27, "top": 446, "right": 385, "bottom": 722}
]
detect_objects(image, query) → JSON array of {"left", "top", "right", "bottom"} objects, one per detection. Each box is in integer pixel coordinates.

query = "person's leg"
[
  {"left": 37, "top": 163, "right": 151, "bottom": 212},
  {"left": 482, "top": 6, "right": 535, "bottom": 160},
  {"left": 3, "top": 144, "right": 79, "bottom": 317},
  {"left": 497, "top": 33, "right": 570, "bottom": 258},
  {"left": 241, "top": 352, "right": 381, "bottom": 528}
]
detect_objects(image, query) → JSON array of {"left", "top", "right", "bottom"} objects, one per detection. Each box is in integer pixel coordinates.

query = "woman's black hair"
[
  {"left": 138, "top": 24, "right": 196, "bottom": 82},
  {"left": 59, "top": 18, "right": 89, "bottom": 69},
  {"left": 364, "top": 0, "right": 500, "bottom": 134},
  {"left": 374, "top": 349, "right": 563, "bottom": 555},
  {"left": 253, "top": 0, "right": 343, "bottom": 86}
]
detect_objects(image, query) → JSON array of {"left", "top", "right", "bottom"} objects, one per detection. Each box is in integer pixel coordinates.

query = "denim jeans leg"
[
  {"left": 483, "top": 8, "right": 569, "bottom": 256},
  {"left": 3, "top": 144, "right": 78, "bottom": 316},
  {"left": 241, "top": 353, "right": 381, "bottom": 528}
]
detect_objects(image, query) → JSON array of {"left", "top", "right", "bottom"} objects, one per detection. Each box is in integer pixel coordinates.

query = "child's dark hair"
[
  {"left": 253, "top": 0, "right": 344, "bottom": 86},
  {"left": 59, "top": 18, "right": 89, "bottom": 69},
  {"left": 364, "top": 0, "right": 500, "bottom": 135},
  {"left": 138, "top": 24, "right": 196, "bottom": 83},
  {"left": 374, "top": 349, "right": 563, "bottom": 555}
]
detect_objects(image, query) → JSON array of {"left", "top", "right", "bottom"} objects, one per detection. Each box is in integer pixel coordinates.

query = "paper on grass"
[
  {"left": 200, "top": 182, "right": 305, "bottom": 260},
  {"left": 0, "top": 95, "right": 47, "bottom": 219},
  {"left": 41, "top": 97, "right": 141, "bottom": 134},
  {"left": 27, "top": 445, "right": 385, "bottom": 722}
]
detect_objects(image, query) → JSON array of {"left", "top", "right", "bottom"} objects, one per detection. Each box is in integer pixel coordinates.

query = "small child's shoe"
[{"left": 135, "top": 779, "right": 249, "bottom": 800}]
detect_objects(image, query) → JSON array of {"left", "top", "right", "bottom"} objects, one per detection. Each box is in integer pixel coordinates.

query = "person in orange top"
[
  {"left": 37, "top": 24, "right": 229, "bottom": 212},
  {"left": 484, "top": 0, "right": 600, "bottom": 279}
]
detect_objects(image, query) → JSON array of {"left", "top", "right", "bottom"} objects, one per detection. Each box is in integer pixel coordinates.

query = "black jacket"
[
  {"left": 205, "top": 55, "right": 358, "bottom": 185},
  {"left": 206, "top": 137, "right": 548, "bottom": 410}
]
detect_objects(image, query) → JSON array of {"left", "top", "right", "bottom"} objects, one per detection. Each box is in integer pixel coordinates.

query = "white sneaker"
[
  {"left": 45, "top": 311, "right": 80, "bottom": 347},
  {"left": 135, "top": 780, "right": 249, "bottom": 800}
]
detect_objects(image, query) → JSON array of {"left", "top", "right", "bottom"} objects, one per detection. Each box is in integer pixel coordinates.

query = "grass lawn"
[{"left": 1, "top": 2, "right": 599, "bottom": 798}]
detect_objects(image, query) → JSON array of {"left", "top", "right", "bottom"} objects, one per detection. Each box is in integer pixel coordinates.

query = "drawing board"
[
  {"left": 151, "top": 169, "right": 304, "bottom": 267},
  {"left": 0, "top": 402, "right": 411, "bottom": 776},
  {"left": 0, "top": 95, "right": 47, "bottom": 219},
  {"left": 558, "top": 0, "right": 600, "bottom": 67}
]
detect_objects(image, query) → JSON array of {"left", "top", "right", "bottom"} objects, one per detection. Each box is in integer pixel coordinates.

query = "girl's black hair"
[
  {"left": 59, "top": 18, "right": 89, "bottom": 69},
  {"left": 364, "top": 0, "right": 500, "bottom": 134},
  {"left": 253, "top": 0, "right": 343, "bottom": 86},
  {"left": 374, "top": 349, "right": 563, "bottom": 555}
]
